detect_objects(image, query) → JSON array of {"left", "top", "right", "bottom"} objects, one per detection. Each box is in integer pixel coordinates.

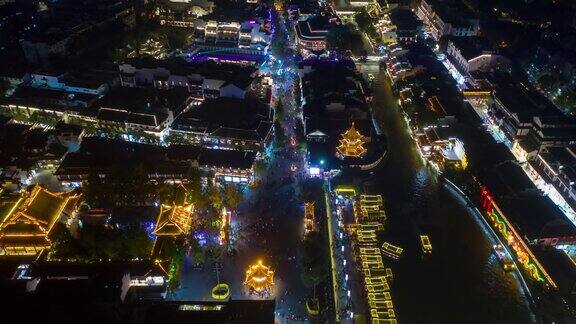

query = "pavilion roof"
[
  {"left": 341, "top": 122, "right": 364, "bottom": 142},
  {"left": 153, "top": 202, "right": 193, "bottom": 236},
  {"left": 0, "top": 185, "right": 81, "bottom": 252}
]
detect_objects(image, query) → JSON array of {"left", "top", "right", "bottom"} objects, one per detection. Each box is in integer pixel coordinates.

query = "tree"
[
  {"left": 274, "top": 120, "right": 286, "bottom": 148},
  {"left": 275, "top": 99, "right": 285, "bottom": 122},
  {"left": 538, "top": 74, "right": 558, "bottom": 92},
  {"left": 186, "top": 166, "right": 203, "bottom": 201},
  {"left": 326, "top": 24, "right": 365, "bottom": 56},
  {"left": 355, "top": 8, "right": 372, "bottom": 32},
  {"left": 110, "top": 162, "right": 151, "bottom": 205},
  {"left": 207, "top": 183, "right": 223, "bottom": 211},
  {"left": 50, "top": 223, "right": 81, "bottom": 258},
  {"left": 156, "top": 182, "right": 176, "bottom": 204},
  {"left": 299, "top": 178, "right": 324, "bottom": 202},
  {"left": 83, "top": 169, "right": 109, "bottom": 208},
  {"left": 556, "top": 89, "right": 576, "bottom": 114},
  {"left": 50, "top": 221, "right": 152, "bottom": 261},
  {"left": 168, "top": 239, "right": 185, "bottom": 291},
  {"left": 326, "top": 25, "right": 352, "bottom": 52},
  {"left": 189, "top": 236, "right": 204, "bottom": 266},
  {"left": 355, "top": 8, "right": 378, "bottom": 39},
  {"left": 0, "top": 78, "right": 10, "bottom": 97},
  {"left": 224, "top": 184, "right": 243, "bottom": 210},
  {"left": 253, "top": 159, "right": 268, "bottom": 179},
  {"left": 300, "top": 231, "right": 328, "bottom": 292}
]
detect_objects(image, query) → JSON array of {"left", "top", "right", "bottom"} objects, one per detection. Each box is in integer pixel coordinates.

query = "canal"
[{"left": 358, "top": 72, "right": 536, "bottom": 323}]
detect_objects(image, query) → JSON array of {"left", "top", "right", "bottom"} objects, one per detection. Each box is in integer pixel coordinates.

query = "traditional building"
[
  {"left": 336, "top": 122, "right": 368, "bottom": 158},
  {"left": 0, "top": 185, "right": 80, "bottom": 255},
  {"left": 244, "top": 260, "right": 274, "bottom": 293},
  {"left": 153, "top": 187, "right": 193, "bottom": 237}
]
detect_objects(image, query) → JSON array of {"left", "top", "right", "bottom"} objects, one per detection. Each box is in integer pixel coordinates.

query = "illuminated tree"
[
  {"left": 224, "top": 184, "right": 243, "bottom": 210},
  {"left": 208, "top": 183, "right": 223, "bottom": 211}
]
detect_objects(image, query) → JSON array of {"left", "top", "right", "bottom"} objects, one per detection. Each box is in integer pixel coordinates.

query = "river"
[{"left": 356, "top": 71, "right": 536, "bottom": 323}]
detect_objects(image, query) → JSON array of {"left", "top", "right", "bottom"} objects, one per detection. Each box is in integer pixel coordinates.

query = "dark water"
[{"left": 360, "top": 73, "right": 535, "bottom": 323}]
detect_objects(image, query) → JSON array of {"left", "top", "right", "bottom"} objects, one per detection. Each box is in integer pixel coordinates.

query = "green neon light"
[
  {"left": 489, "top": 209, "right": 546, "bottom": 283},
  {"left": 527, "top": 262, "right": 544, "bottom": 282},
  {"left": 491, "top": 210, "right": 508, "bottom": 237}
]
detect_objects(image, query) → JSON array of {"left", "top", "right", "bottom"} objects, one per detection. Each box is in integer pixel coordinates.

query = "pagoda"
[
  {"left": 336, "top": 122, "right": 367, "bottom": 158},
  {"left": 244, "top": 260, "right": 274, "bottom": 293}
]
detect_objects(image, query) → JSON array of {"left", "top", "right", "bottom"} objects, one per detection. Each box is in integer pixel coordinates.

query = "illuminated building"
[
  {"left": 445, "top": 36, "right": 509, "bottom": 73},
  {"left": 0, "top": 185, "right": 80, "bottom": 256},
  {"left": 301, "top": 60, "right": 384, "bottom": 175},
  {"left": 171, "top": 97, "right": 273, "bottom": 151},
  {"left": 351, "top": 198, "right": 397, "bottom": 323},
  {"left": 153, "top": 200, "right": 193, "bottom": 237},
  {"left": 155, "top": 0, "right": 215, "bottom": 27},
  {"left": 294, "top": 14, "right": 334, "bottom": 51},
  {"left": 419, "top": 125, "right": 468, "bottom": 170},
  {"left": 336, "top": 122, "right": 368, "bottom": 158},
  {"left": 416, "top": 0, "right": 479, "bottom": 41},
  {"left": 244, "top": 260, "right": 274, "bottom": 293}
]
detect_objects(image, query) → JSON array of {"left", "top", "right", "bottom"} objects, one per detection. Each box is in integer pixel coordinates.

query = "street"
[{"left": 175, "top": 7, "right": 311, "bottom": 323}]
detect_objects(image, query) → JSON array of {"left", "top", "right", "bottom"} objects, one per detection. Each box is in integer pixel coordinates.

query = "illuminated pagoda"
[
  {"left": 0, "top": 185, "right": 80, "bottom": 256},
  {"left": 336, "top": 122, "right": 367, "bottom": 158},
  {"left": 244, "top": 260, "right": 274, "bottom": 293}
]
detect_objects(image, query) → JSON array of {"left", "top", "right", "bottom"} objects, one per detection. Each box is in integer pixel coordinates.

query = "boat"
[
  {"left": 420, "top": 235, "right": 432, "bottom": 255},
  {"left": 493, "top": 244, "right": 516, "bottom": 271},
  {"left": 381, "top": 242, "right": 403, "bottom": 260}
]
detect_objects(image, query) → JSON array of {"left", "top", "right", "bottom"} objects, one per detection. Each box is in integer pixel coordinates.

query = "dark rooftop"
[
  {"left": 55, "top": 137, "right": 256, "bottom": 179},
  {"left": 198, "top": 148, "right": 256, "bottom": 169},
  {"left": 172, "top": 97, "right": 272, "bottom": 141},
  {"left": 389, "top": 8, "right": 422, "bottom": 31},
  {"left": 478, "top": 160, "right": 537, "bottom": 198},
  {"left": 446, "top": 36, "right": 491, "bottom": 60},
  {"left": 534, "top": 247, "right": 576, "bottom": 295},
  {"left": 498, "top": 194, "right": 576, "bottom": 241},
  {"left": 97, "top": 87, "right": 190, "bottom": 117},
  {"left": 295, "top": 14, "right": 333, "bottom": 40}
]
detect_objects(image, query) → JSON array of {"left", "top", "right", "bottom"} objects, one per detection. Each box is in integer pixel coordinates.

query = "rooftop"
[
  {"left": 487, "top": 73, "right": 563, "bottom": 118},
  {"left": 96, "top": 87, "right": 191, "bottom": 124},
  {"left": 533, "top": 248, "right": 576, "bottom": 295},
  {"left": 389, "top": 8, "right": 422, "bottom": 31},
  {"left": 172, "top": 97, "right": 272, "bottom": 141},
  {"left": 295, "top": 14, "right": 333, "bottom": 40},
  {"left": 427, "top": 0, "right": 478, "bottom": 27},
  {"left": 478, "top": 160, "right": 537, "bottom": 198},
  {"left": 498, "top": 195, "right": 576, "bottom": 241},
  {"left": 447, "top": 36, "right": 492, "bottom": 60},
  {"left": 55, "top": 137, "right": 257, "bottom": 179}
]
